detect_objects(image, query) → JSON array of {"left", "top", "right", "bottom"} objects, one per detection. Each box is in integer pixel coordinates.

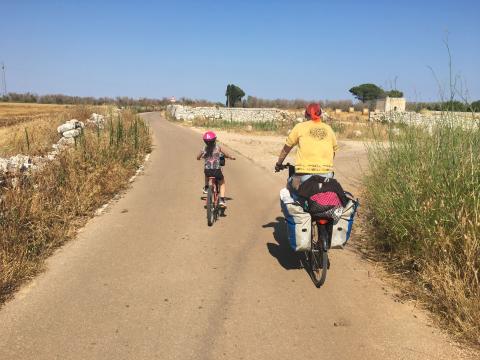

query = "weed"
[
  {"left": 0, "top": 108, "right": 151, "bottom": 304},
  {"left": 364, "top": 113, "right": 480, "bottom": 344}
]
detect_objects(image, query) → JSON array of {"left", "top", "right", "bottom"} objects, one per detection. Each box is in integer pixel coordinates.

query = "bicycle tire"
[
  {"left": 207, "top": 185, "right": 215, "bottom": 226},
  {"left": 309, "top": 222, "right": 328, "bottom": 288}
]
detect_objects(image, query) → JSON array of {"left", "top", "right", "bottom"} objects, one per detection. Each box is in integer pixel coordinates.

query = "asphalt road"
[{"left": 0, "top": 113, "right": 472, "bottom": 359}]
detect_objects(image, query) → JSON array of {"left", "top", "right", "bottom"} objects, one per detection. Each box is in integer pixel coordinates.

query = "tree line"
[
  {"left": 0, "top": 92, "right": 218, "bottom": 107},
  {"left": 3, "top": 89, "right": 479, "bottom": 113}
]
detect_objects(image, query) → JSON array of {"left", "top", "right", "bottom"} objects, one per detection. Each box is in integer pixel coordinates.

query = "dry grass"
[
  {"left": 0, "top": 105, "right": 112, "bottom": 157},
  {"left": 0, "top": 103, "right": 72, "bottom": 127},
  {"left": 176, "top": 113, "right": 392, "bottom": 141},
  {"left": 0, "top": 107, "right": 151, "bottom": 304},
  {"left": 364, "top": 115, "right": 480, "bottom": 346}
]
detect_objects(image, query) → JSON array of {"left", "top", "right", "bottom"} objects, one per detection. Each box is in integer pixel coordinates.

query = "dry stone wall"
[
  {"left": 0, "top": 113, "right": 106, "bottom": 186},
  {"left": 369, "top": 111, "right": 479, "bottom": 131},
  {"left": 166, "top": 104, "right": 300, "bottom": 123}
]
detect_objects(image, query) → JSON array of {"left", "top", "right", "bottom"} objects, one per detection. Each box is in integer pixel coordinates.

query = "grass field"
[
  {"left": 0, "top": 104, "right": 112, "bottom": 157},
  {"left": 0, "top": 103, "right": 71, "bottom": 127}
]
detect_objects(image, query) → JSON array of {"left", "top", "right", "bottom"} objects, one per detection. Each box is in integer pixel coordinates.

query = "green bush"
[{"left": 364, "top": 115, "right": 480, "bottom": 344}]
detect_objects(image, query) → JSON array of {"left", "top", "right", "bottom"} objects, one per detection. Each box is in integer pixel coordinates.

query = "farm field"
[{"left": 0, "top": 102, "right": 71, "bottom": 127}]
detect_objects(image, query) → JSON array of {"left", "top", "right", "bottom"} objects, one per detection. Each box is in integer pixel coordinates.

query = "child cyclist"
[{"left": 197, "top": 131, "right": 235, "bottom": 208}]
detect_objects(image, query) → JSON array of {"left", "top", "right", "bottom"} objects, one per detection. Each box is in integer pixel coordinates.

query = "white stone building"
[{"left": 375, "top": 97, "right": 406, "bottom": 112}]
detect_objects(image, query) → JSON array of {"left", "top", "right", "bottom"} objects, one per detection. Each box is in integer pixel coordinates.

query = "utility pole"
[{"left": 1, "top": 62, "right": 6, "bottom": 96}]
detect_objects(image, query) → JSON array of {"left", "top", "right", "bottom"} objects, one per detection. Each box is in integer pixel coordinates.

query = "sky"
[{"left": 1, "top": 0, "right": 479, "bottom": 102}]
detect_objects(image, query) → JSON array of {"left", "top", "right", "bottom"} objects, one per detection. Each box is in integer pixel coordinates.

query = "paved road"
[{"left": 0, "top": 113, "right": 471, "bottom": 359}]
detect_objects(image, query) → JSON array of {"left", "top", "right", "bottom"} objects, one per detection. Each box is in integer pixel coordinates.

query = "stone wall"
[
  {"left": 166, "top": 104, "right": 300, "bottom": 123},
  {"left": 0, "top": 113, "right": 106, "bottom": 186},
  {"left": 369, "top": 110, "right": 478, "bottom": 131}
]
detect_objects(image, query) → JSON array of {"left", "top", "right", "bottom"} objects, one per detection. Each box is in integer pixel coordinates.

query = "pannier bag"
[
  {"left": 330, "top": 195, "right": 359, "bottom": 249},
  {"left": 280, "top": 188, "right": 312, "bottom": 252}
]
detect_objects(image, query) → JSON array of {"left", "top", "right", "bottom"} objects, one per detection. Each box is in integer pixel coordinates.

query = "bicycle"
[
  {"left": 277, "top": 163, "right": 331, "bottom": 288},
  {"left": 206, "top": 176, "right": 220, "bottom": 226}
]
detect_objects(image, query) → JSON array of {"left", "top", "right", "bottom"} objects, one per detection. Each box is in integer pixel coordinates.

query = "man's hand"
[{"left": 275, "top": 162, "right": 283, "bottom": 172}]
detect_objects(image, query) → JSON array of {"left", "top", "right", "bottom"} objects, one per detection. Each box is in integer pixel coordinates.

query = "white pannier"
[{"left": 280, "top": 188, "right": 312, "bottom": 252}]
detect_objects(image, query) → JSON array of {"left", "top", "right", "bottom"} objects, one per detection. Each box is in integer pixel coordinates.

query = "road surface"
[{"left": 0, "top": 113, "right": 472, "bottom": 359}]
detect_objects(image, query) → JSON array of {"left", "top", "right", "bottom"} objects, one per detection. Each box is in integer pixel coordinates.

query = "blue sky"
[{"left": 1, "top": 0, "right": 479, "bottom": 102}]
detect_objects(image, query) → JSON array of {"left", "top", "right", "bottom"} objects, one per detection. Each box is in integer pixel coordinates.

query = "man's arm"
[
  {"left": 275, "top": 144, "right": 292, "bottom": 170},
  {"left": 196, "top": 150, "right": 204, "bottom": 160}
]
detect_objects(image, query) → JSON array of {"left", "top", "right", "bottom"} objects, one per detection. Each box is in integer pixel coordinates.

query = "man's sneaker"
[
  {"left": 219, "top": 199, "right": 227, "bottom": 208},
  {"left": 202, "top": 186, "right": 208, "bottom": 194}
]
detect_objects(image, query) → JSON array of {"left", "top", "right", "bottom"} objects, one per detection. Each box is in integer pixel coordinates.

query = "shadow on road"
[{"left": 263, "top": 217, "right": 302, "bottom": 270}]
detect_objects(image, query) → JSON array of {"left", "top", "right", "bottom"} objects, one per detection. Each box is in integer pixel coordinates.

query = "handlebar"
[
  {"left": 275, "top": 162, "right": 292, "bottom": 172},
  {"left": 275, "top": 163, "right": 296, "bottom": 179}
]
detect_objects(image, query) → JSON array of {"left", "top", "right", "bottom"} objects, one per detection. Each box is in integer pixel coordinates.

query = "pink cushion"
[{"left": 310, "top": 192, "right": 342, "bottom": 206}]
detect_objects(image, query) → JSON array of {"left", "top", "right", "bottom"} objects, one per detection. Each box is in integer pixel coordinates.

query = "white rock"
[
  {"left": 353, "top": 130, "right": 362, "bottom": 137},
  {"left": 0, "top": 158, "right": 8, "bottom": 173},
  {"left": 57, "top": 122, "right": 76, "bottom": 134},
  {"left": 67, "top": 119, "right": 84, "bottom": 128},
  {"left": 88, "top": 113, "right": 105, "bottom": 128},
  {"left": 62, "top": 129, "right": 81, "bottom": 138},
  {"left": 58, "top": 137, "right": 75, "bottom": 146}
]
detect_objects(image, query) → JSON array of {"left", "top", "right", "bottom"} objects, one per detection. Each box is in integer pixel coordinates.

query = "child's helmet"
[{"left": 203, "top": 131, "right": 217, "bottom": 144}]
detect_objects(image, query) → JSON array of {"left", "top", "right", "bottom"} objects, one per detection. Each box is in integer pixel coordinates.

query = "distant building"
[
  {"left": 375, "top": 97, "right": 406, "bottom": 112},
  {"left": 169, "top": 96, "right": 176, "bottom": 103}
]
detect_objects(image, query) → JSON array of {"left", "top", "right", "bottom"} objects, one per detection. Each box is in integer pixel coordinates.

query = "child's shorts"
[{"left": 204, "top": 169, "right": 224, "bottom": 181}]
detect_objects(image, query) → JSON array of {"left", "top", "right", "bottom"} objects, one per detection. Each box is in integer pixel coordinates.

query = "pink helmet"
[{"left": 203, "top": 131, "right": 217, "bottom": 143}]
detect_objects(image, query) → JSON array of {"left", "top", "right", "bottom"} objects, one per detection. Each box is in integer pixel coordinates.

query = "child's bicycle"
[
  {"left": 277, "top": 163, "right": 332, "bottom": 288},
  {"left": 206, "top": 176, "right": 221, "bottom": 226}
]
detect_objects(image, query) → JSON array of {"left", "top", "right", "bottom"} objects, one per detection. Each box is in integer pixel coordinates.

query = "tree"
[
  {"left": 386, "top": 90, "right": 404, "bottom": 98},
  {"left": 349, "top": 83, "right": 385, "bottom": 102},
  {"left": 470, "top": 100, "right": 480, "bottom": 112},
  {"left": 225, "top": 84, "right": 245, "bottom": 107}
]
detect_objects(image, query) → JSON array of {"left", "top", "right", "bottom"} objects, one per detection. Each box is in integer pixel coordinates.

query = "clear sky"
[{"left": 1, "top": 0, "right": 479, "bottom": 102}]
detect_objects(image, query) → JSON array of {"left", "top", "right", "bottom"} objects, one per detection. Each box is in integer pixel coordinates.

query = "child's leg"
[
  {"left": 219, "top": 179, "right": 226, "bottom": 198},
  {"left": 204, "top": 175, "right": 208, "bottom": 187}
]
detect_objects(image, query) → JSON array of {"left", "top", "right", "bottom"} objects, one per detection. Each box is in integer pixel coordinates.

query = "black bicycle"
[{"left": 277, "top": 163, "right": 331, "bottom": 287}]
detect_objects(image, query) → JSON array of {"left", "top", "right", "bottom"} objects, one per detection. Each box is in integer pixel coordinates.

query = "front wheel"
[
  {"left": 309, "top": 222, "right": 328, "bottom": 288},
  {"left": 207, "top": 185, "right": 215, "bottom": 226}
]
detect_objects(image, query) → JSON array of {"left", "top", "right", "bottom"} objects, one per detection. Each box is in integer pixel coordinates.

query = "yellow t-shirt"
[{"left": 285, "top": 120, "right": 338, "bottom": 174}]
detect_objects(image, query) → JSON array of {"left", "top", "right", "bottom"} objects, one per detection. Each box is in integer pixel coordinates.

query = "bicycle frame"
[
  {"left": 206, "top": 176, "right": 220, "bottom": 226},
  {"left": 207, "top": 177, "right": 219, "bottom": 207}
]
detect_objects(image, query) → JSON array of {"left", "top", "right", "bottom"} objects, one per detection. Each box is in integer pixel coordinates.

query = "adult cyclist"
[{"left": 275, "top": 103, "right": 338, "bottom": 186}]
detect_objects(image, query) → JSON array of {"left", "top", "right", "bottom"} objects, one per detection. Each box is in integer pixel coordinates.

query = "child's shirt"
[{"left": 199, "top": 145, "right": 222, "bottom": 170}]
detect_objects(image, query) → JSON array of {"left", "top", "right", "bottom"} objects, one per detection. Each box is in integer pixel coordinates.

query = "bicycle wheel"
[
  {"left": 207, "top": 185, "right": 215, "bottom": 226},
  {"left": 309, "top": 222, "right": 328, "bottom": 288}
]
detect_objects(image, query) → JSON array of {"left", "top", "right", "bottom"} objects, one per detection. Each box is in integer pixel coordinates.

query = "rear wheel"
[
  {"left": 207, "top": 185, "right": 215, "bottom": 226},
  {"left": 309, "top": 222, "right": 328, "bottom": 288}
]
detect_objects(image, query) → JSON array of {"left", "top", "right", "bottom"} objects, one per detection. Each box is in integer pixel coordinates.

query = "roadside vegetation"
[
  {"left": 0, "top": 106, "right": 151, "bottom": 304},
  {"left": 173, "top": 112, "right": 395, "bottom": 141},
  {"left": 363, "top": 113, "right": 480, "bottom": 345}
]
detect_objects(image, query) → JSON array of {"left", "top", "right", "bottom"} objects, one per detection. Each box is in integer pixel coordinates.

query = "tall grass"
[
  {"left": 190, "top": 116, "right": 288, "bottom": 133},
  {"left": 364, "top": 113, "right": 480, "bottom": 344},
  {"left": 0, "top": 109, "right": 151, "bottom": 303}
]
